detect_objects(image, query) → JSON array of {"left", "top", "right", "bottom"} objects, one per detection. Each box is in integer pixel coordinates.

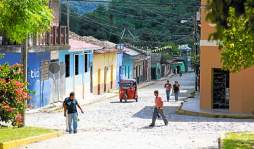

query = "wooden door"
[
  {"left": 98, "top": 69, "right": 101, "bottom": 95},
  {"left": 110, "top": 65, "right": 113, "bottom": 89}
]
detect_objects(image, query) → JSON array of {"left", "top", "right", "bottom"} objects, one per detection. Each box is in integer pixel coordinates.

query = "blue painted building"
[
  {"left": 116, "top": 51, "right": 123, "bottom": 88},
  {"left": 0, "top": 51, "right": 51, "bottom": 108},
  {"left": 151, "top": 53, "right": 162, "bottom": 80},
  {"left": 122, "top": 48, "right": 136, "bottom": 80},
  {"left": 122, "top": 47, "right": 149, "bottom": 84},
  {"left": 59, "top": 38, "right": 101, "bottom": 100}
]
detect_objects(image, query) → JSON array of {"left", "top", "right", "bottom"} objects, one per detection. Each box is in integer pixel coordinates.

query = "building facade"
[
  {"left": 200, "top": 0, "right": 254, "bottom": 114},
  {"left": 151, "top": 53, "right": 162, "bottom": 80},
  {"left": 93, "top": 50, "right": 117, "bottom": 95},
  {"left": 59, "top": 38, "right": 101, "bottom": 100},
  {"left": 122, "top": 47, "right": 150, "bottom": 84},
  {"left": 0, "top": 0, "right": 69, "bottom": 108}
]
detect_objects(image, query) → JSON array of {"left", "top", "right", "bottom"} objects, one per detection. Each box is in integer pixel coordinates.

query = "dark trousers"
[{"left": 151, "top": 108, "right": 168, "bottom": 125}]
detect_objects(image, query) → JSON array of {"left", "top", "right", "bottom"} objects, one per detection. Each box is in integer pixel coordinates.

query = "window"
[
  {"left": 124, "top": 66, "right": 127, "bottom": 76},
  {"left": 65, "top": 55, "right": 70, "bottom": 78},
  {"left": 85, "top": 54, "right": 88, "bottom": 72},
  {"left": 75, "top": 55, "right": 79, "bottom": 75},
  {"left": 128, "top": 66, "right": 130, "bottom": 78}
]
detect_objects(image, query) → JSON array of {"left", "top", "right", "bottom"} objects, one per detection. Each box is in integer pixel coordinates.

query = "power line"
[
  {"left": 67, "top": 11, "right": 191, "bottom": 47},
  {"left": 65, "top": 11, "right": 193, "bottom": 39},
  {"left": 68, "top": 0, "right": 201, "bottom": 7}
]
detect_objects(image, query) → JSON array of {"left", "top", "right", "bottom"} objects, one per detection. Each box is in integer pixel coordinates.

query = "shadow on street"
[{"left": 133, "top": 106, "right": 254, "bottom": 123}]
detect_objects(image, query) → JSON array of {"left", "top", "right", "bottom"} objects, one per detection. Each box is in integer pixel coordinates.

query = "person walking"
[
  {"left": 173, "top": 81, "right": 180, "bottom": 101},
  {"left": 149, "top": 90, "right": 168, "bottom": 127},
  {"left": 179, "top": 71, "right": 182, "bottom": 77},
  {"left": 64, "top": 92, "right": 84, "bottom": 134},
  {"left": 164, "top": 80, "right": 172, "bottom": 102}
]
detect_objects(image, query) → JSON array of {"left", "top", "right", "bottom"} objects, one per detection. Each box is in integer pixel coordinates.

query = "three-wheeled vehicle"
[{"left": 119, "top": 79, "right": 138, "bottom": 102}]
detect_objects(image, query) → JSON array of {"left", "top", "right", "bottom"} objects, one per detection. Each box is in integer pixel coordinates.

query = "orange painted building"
[{"left": 200, "top": 0, "right": 254, "bottom": 114}]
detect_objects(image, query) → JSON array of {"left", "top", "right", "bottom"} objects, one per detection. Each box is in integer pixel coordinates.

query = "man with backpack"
[
  {"left": 63, "top": 92, "right": 84, "bottom": 134},
  {"left": 173, "top": 81, "right": 180, "bottom": 101}
]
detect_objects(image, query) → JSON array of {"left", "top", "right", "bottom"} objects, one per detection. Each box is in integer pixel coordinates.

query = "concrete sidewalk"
[
  {"left": 26, "top": 76, "right": 172, "bottom": 114},
  {"left": 177, "top": 93, "right": 254, "bottom": 119}
]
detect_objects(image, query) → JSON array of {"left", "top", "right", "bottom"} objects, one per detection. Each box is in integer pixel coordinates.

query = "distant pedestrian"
[
  {"left": 173, "top": 81, "right": 180, "bottom": 101},
  {"left": 63, "top": 92, "right": 84, "bottom": 134},
  {"left": 164, "top": 80, "right": 172, "bottom": 102},
  {"left": 173, "top": 69, "right": 176, "bottom": 75},
  {"left": 149, "top": 90, "right": 168, "bottom": 127},
  {"left": 179, "top": 71, "right": 182, "bottom": 77}
]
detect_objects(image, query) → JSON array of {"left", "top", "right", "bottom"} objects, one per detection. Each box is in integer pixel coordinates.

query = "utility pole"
[
  {"left": 193, "top": 15, "right": 198, "bottom": 92},
  {"left": 67, "top": 0, "right": 70, "bottom": 30},
  {"left": 21, "top": 37, "right": 28, "bottom": 126}
]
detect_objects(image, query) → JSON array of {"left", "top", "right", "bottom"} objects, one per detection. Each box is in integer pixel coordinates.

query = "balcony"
[
  {"left": 0, "top": 25, "right": 69, "bottom": 49},
  {"left": 33, "top": 25, "right": 69, "bottom": 47}
]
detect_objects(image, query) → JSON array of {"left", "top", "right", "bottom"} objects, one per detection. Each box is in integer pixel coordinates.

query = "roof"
[
  {"left": 94, "top": 48, "right": 117, "bottom": 54},
  {"left": 151, "top": 53, "right": 162, "bottom": 63},
  {"left": 120, "top": 79, "right": 137, "bottom": 83},
  {"left": 69, "top": 39, "right": 102, "bottom": 51},
  {"left": 123, "top": 47, "right": 141, "bottom": 56},
  {"left": 69, "top": 32, "right": 116, "bottom": 49}
]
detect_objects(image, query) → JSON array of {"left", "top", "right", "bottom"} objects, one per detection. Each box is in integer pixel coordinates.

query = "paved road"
[{"left": 23, "top": 73, "right": 254, "bottom": 149}]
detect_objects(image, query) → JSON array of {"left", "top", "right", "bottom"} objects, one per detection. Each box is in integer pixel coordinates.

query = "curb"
[
  {"left": 0, "top": 131, "right": 63, "bottom": 149},
  {"left": 176, "top": 106, "right": 254, "bottom": 119}
]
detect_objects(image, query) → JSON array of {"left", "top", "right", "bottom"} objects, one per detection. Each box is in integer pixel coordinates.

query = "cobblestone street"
[{"left": 23, "top": 73, "right": 254, "bottom": 149}]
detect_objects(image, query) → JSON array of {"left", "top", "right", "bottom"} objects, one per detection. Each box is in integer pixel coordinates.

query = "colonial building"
[
  {"left": 122, "top": 46, "right": 151, "bottom": 84},
  {"left": 151, "top": 53, "right": 162, "bottom": 80},
  {"left": 59, "top": 32, "right": 101, "bottom": 100},
  {"left": 0, "top": 0, "right": 69, "bottom": 108},
  {"left": 200, "top": 0, "right": 254, "bottom": 114}
]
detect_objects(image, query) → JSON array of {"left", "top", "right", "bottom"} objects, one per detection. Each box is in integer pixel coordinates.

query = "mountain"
[
  {"left": 66, "top": 0, "right": 111, "bottom": 14},
  {"left": 62, "top": 0, "right": 200, "bottom": 49}
]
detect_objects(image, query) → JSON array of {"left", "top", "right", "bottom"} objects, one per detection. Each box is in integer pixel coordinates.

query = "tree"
[
  {"left": 0, "top": 0, "right": 53, "bottom": 126},
  {"left": 206, "top": 0, "right": 254, "bottom": 72},
  {"left": 220, "top": 8, "right": 254, "bottom": 72},
  {"left": 0, "top": 0, "right": 53, "bottom": 44}
]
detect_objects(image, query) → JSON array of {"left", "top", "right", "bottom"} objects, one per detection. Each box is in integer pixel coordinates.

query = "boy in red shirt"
[{"left": 149, "top": 90, "right": 168, "bottom": 127}]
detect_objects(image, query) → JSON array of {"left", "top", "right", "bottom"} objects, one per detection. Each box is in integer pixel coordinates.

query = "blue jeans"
[
  {"left": 68, "top": 113, "right": 78, "bottom": 133},
  {"left": 166, "top": 90, "right": 170, "bottom": 101},
  {"left": 174, "top": 92, "right": 179, "bottom": 101}
]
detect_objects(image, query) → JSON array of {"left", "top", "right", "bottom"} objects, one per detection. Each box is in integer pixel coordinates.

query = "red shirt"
[
  {"left": 155, "top": 96, "right": 163, "bottom": 109},
  {"left": 164, "top": 83, "right": 172, "bottom": 91}
]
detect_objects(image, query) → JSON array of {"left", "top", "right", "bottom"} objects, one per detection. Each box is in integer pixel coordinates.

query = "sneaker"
[
  {"left": 149, "top": 124, "right": 155, "bottom": 127},
  {"left": 74, "top": 131, "right": 77, "bottom": 134},
  {"left": 165, "top": 121, "right": 168, "bottom": 126}
]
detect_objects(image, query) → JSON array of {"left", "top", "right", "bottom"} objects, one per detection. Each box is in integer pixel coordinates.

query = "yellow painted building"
[{"left": 93, "top": 50, "right": 117, "bottom": 95}]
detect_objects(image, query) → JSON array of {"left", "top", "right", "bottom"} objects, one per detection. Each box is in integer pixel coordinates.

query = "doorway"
[
  {"left": 151, "top": 68, "right": 156, "bottom": 80},
  {"left": 110, "top": 65, "right": 113, "bottom": 89},
  {"left": 90, "top": 65, "right": 93, "bottom": 93},
  {"left": 212, "top": 68, "right": 230, "bottom": 110},
  {"left": 104, "top": 66, "right": 107, "bottom": 92},
  {"left": 98, "top": 69, "right": 101, "bottom": 95}
]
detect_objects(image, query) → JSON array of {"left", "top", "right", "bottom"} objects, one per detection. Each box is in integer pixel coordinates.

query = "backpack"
[{"left": 66, "top": 99, "right": 77, "bottom": 113}]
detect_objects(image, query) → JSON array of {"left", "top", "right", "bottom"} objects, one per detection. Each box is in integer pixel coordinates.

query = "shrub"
[{"left": 0, "top": 64, "right": 30, "bottom": 127}]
